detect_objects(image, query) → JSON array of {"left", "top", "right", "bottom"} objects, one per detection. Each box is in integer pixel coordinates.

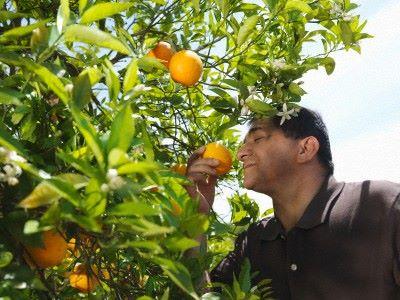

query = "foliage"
[{"left": 0, "top": 0, "right": 369, "bottom": 298}]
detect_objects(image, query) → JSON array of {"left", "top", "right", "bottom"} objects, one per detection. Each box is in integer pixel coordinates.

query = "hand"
[{"left": 185, "top": 146, "right": 219, "bottom": 214}]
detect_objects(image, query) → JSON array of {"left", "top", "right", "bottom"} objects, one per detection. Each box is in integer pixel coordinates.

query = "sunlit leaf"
[
  {"left": 80, "top": 2, "right": 134, "bottom": 24},
  {"left": 64, "top": 24, "right": 130, "bottom": 54},
  {"left": 285, "top": 0, "right": 312, "bottom": 14},
  {"left": 0, "top": 251, "right": 13, "bottom": 268},
  {"left": 152, "top": 257, "right": 199, "bottom": 299},
  {"left": 237, "top": 15, "right": 259, "bottom": 47},
  {"left": 123, "top": 59, "right": 138, "bottom": 93}
]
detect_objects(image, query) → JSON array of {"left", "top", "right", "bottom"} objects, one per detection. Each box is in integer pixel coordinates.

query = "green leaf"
[
  {"left": 57, "top": 0, "right": 70, "bottom": 33},
  {"left": 237, "top": 15, "right": 259, "bottom": 47},
  {"left": 181, "top": 214, "right": 209, "bottom": 238},
  {"left": 64, "top": 24, "right": 130, "bottom": 54},
  {"left": 73, "top": 72, "right": 91, "bottom": 109},
  {"left": 0, "top": 124, "right": 28, "bottom": 157},
  {"left": 0, "top": 11, "right": 26, "bottom": 23},
  {"left": 140, "top": 124, "right": 155, "bottom": 160},
  {"left": 19, "top": 182, "right": 59, "bottom": 209},
  {"left": 323, "top": 57, "right": 335, "bottom": 75},
  {"left": 108, "top": 148, "right": 131, "bottom": 168},
  {"left": 285, "top": 0, "right": 312, "bottom": 14},
  {"left": 123, "top": 59, "right": 138, "bottom": 93},
  {"left": 192, "top": 0, "right": 200, "bottom": 12},
  {"left": 340, "top": 21, "right": 353, "bottom": 46},
  {"left": 0, "top": 251, "right": 13, "bottom": 268},
  {"left": 104, "top": 59, "right": 121, "bottom": 102},
  {"left": 110, "top": 201, "right": 159, "bottom": 217},
  {"left": 19, "top": 174, "right": 88, "bottom": 209},
  {"left": 70, "top": 107, "right": 105, "bottom": 166},
  {"left": 108, "top": 104, "right": 135, "bottom": 153},
  {"left": 0, "top": 88, "right": 23, "bottom": 105},
  {"left": 80, "top": 2, "right": 134, "bottom": 24},
  {"left": 125, "top": 219, "right": 174, "bottom": 236},
  {"left": 238, "top": 258, "right": 251, "bottom": 293},
  {"left": 79, "top": 0, "right": 89, "bottom": 15},
  {"left": 137, "top": 56, "right": 167, "bottom": 72},
  {"left": 246, "top": 99, "right": 277, "bottom": 115},
  {"left": 80, "top": 66, "right": 103, "bottom": 86},
  {"left": 0, "top": 53, "right": 69, "bottom": 104},
  {"left": 152, "top": 257, "right": 199, "bottom": 299},
  {"left": 215, "top": 0, "right": 229, "bottom": 17},
  {"left": 117, "top": 161, "right": 159, "bottom": 175},
  {"left": 23, "top": 220, "right": 40, "bottom": 234},
  {"left": 288, "top": 82, "right": 306, "bottom": 96},
  {"left": 0, "top": 19, "right": 49, "bottom": 39},
  {"left": 164, "top": 236, "right": 199, "bottom": 252},
  {"left": 123, "top": 240, "right": 163, "bottom": 253}
]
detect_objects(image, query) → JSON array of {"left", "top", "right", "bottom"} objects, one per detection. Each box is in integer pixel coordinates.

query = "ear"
[{"left": 297, "top": 136, "right": 320, "bottom": 164}]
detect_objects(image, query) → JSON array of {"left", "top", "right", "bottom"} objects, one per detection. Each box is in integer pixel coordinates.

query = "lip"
[{"left": 243, "top": 163, "right": 256, "bottom": 169}]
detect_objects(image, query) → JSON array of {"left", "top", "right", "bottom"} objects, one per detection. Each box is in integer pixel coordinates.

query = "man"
[{"left": 185, "top": 107, "right": 400, "bottom": 299}]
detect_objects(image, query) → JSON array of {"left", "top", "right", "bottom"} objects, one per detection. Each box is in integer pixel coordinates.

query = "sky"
[{"left": 214, "top": 0, "right": 400, "bottom": 218}]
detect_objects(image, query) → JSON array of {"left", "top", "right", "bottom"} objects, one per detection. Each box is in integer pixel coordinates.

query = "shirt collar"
[{"left": 260, "top": 175, "right": 345, "bottom": 241}]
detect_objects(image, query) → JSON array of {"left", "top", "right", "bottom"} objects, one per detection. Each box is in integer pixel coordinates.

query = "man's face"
[{"left": 237, "top": 119, "right": 299, "bottom": 194}]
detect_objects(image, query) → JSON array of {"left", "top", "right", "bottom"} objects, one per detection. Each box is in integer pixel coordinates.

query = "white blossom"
[
  {"left": 271, "top": 58, "right": 286, "bottom": 69},
  {"left": 0, "top": 164, "right": 21, "bottom": 186},
  {"left": 133, "top": 84, "right": 151, "bottom": 93},
  {"left": 276, "top": 103, "right": 296, "bottom": 125},
  {"left": 38, "top": 170, "right": 52, "bottom": 179},
  {"left": 6, "top": 151, "right": 26, "bottom": 163},
  {"left": 103, "top": 169, "right": 125, "bottom": 191},
  {"left": 100, "top": 183, "right": 110, "bottom": 193},
  {"left": 343, "top": 13, "right": 353, "bottom": 21},
  {"left": 330, "top": 2, "right": 342, "bottom": 16},
  {"left": 108, "top": 176, "right": 125, "bottom": 190},
  {"left": 240, "top": 105, "right": 250, "bottom": 116},
  {"left": 106, "top": 169, "right": 118, "bottom": 180},
  {"left": 7, "top": 177, "right": 19, "bottom": 186}
]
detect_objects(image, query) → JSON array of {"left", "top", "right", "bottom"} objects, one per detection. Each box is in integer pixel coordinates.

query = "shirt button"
[
  {"left": 280, "top": 234, "right": 286, "bottom": 240},
  {"left": 290, "top": 263, "right": 298, "bottom": 271}
]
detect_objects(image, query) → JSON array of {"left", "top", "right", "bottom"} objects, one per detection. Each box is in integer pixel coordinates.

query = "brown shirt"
[{"left": 210, "top": 176, "right": 400, "bottom": 299}]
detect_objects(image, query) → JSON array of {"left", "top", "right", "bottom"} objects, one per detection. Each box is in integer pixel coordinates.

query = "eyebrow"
[{"left": 243, "top": 126, "right": 267, "bottom": 143}]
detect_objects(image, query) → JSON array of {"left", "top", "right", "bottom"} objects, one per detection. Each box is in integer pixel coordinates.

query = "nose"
[{"left": 237, "top": 143, "right": 252, "bottom": 162}]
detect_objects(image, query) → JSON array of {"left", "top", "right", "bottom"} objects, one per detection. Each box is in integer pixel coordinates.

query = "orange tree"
[{"left": 0, "top": 0, "right": 369, "bottom": 298}]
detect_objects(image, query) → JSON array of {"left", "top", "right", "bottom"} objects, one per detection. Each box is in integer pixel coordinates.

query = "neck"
[{"left": 270, "top": 170, "right": 327, "bottom": 232}]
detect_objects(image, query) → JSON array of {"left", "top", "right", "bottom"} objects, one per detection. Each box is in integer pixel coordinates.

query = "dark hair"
[{"left": 254, "top": 106, "right": 334, "bottom": 175}]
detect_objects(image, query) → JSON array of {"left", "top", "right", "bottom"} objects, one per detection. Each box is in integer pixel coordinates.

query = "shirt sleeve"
[
  {"left": 392, "top": 193, "right": 400, "bottom": 285},
  {"left": 209, "top": 229, "right": 250, "bottom": 285}
]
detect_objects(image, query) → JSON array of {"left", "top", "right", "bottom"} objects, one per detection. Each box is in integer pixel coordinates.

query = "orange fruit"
[
  {"left": 202, "top": 142, "right": 232, "bottom": 175},
  {"left": 25, "top": 230, "right": 68, "bottom": 269},
  {"left": 147, "top": 41, "right": 175, "bottom": 67},
  {"left": 69, "top": 264, "right": 110, "bottom": 293},
  {"left": 171, "top": 164, "right": 187, "bottom": 176},
  {"left": 169, "top": 50, "right": 203, "bottom": 86},
  {"left": 69, "top": 264, "right": 98, "bottom": 293},
  {"left": 170, "top": 199, "right": 183, "bottom": 216}
]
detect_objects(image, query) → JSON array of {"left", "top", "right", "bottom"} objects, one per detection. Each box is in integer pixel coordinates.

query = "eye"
[{"left": 254, "top": 137, "right": 264, "bottom": 142}]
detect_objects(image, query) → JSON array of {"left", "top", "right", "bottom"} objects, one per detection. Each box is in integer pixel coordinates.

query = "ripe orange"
[
  {"left": 202, "top": 142, "right": 232, "bottom": 175},
  {"left": 69, "top": 264, "right": 98, "bottom": 293},
  {"left": 170, "top": 199, "right": 183, "bottom": 216},
  {"left": 147, "top": 41, "right": 175, "bottom": 67},
  {"left": 25, "top": 230, "right": 68, "bottom": 269},
  {"left": 69, "top": 264, "right": 110, "bottom": 293},
  {"left": 171, "top": 164, "right": 187, "bottom": 176},
  {"left": 169, "top": 50, "right": 203, "bottom": 86}
]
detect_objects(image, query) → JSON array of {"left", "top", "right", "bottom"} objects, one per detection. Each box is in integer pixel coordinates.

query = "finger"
[
  {"left": 189, "top": 158, "right": 220, "bottom": 168},
  {"left": 187, "top": 173, "right": 209, "bottom": 183},
  {"left": 187, "top": 146, "right": 206, "bottom": 166},
  {"left": 187, "top": 165, "right": 217, "bottom": 176}
]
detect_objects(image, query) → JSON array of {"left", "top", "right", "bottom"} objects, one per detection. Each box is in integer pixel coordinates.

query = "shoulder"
[
  {"left": 340, "top": 179, "right": 400, "bottom": 213},
  {"left": 343, "top": 179, "right": 400, "bottom": 201}
]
